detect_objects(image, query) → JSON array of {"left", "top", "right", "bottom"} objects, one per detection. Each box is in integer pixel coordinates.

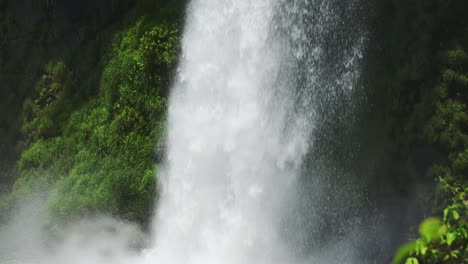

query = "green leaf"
[
  {"left": 452, "top": 210, "right": 460, "bottom": 220},
  {"left": 419, "top": 217, "right": 442, "bottom": 241},
  {"left": 393, "top": 242, "right": 417, "bottom": 264},
  {"left": 446, "top": 232, "right": 457, "bottom": 245},
  {"left": 405, "top": 257, "right": 419, "bottom": 264},
  {"left": 419, "top": 244, "right": 428, "bottom": 256}
]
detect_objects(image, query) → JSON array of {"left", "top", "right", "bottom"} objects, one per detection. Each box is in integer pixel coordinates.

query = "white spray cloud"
[{"left": 0, "top": 199, "right": 146, "bottom": 264}]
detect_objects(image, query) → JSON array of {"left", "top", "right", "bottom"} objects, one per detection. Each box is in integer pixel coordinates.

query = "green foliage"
[
  {"left": 405, "top": 258, "right": 419, "bottom": 264},
  {"left": 2, "top": 17, "right": 180, "bottom": 227},
  {"left": 101, "top": 18, "right": 178, "bottom": 118},
  {"left": 392, "top": 42, "right": 468, "bottom": 262},
  {"left": 0, "top": 0, "right": 184, "bottom": 194},
  {"left": 20, "top": 60, "right": 76, "bottom": 142},
  {"left": 368, "top": 1, "right": 468, "bottom": 261},
  {"left": 394, "top": 68, "right": 468, "bottom": 262},
  {"left": 394, "top": 185, "right": 467, "bottom": 263},
  {"left": 394, "top": 241, "right": 418, "bottom": 264}
]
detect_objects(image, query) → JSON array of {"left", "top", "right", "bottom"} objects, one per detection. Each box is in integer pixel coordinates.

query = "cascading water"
[
  {"left": 147, "top": 0, "right": 365, "bottom": 263},
  {"left": 147, "top": 1, "right": 310, "bottom": 263}
]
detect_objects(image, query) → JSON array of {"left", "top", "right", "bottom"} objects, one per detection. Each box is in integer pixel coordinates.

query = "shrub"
[{"left": 393, "top": 183, "right": 467, "bottom": 264}]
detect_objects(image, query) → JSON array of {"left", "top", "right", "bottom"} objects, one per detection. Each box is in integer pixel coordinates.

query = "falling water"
[{"left": 147, "top": 0, "right": 365, "bottom": 263}]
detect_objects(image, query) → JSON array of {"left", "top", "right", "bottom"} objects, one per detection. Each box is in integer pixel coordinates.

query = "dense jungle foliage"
[
  {"left": 0, "top": 0, "right": 184, "bottom": 227},
  {"left": 0, "top": 0, "right": 466, "bottom": 262}
]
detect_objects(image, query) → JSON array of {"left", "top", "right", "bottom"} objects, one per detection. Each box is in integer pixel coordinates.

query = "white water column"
[{"left": 148, "top": 1, "right": 311, "bottom": 263}]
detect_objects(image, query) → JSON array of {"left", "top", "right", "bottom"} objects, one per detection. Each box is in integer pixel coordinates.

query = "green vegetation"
[
  {"left": 393, "top": 185, "right": 467, "bottom": 263},
  {"left": 367, "top": 0, "right": 468, "bottom": 262},
  {"left": 0, "top": 1, "right": 182, "bottom": 227},
  {"left": 391, "top": 43, "right": 468, "bottom": 263},
  {"left": 0, "top": 1, "right": 465, "bottom": 261}
]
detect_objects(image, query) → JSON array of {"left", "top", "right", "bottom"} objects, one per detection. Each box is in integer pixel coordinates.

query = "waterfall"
[
  {"left": 147, "top": 0, "right": 365, "bottom": 263},
  {"left": 0, "top": 1, "right": 367, "bottom": 263}
]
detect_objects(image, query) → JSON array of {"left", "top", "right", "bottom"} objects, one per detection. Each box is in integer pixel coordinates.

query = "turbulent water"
[
  {"left": 147, "top": 0, "right": 365, "bottom": 263},
  {"left": 146, "top": 1, "right": 311, "bottom": 263},
  {"left": 1, "top": 0, "right": 367, "bottom": 263}
]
